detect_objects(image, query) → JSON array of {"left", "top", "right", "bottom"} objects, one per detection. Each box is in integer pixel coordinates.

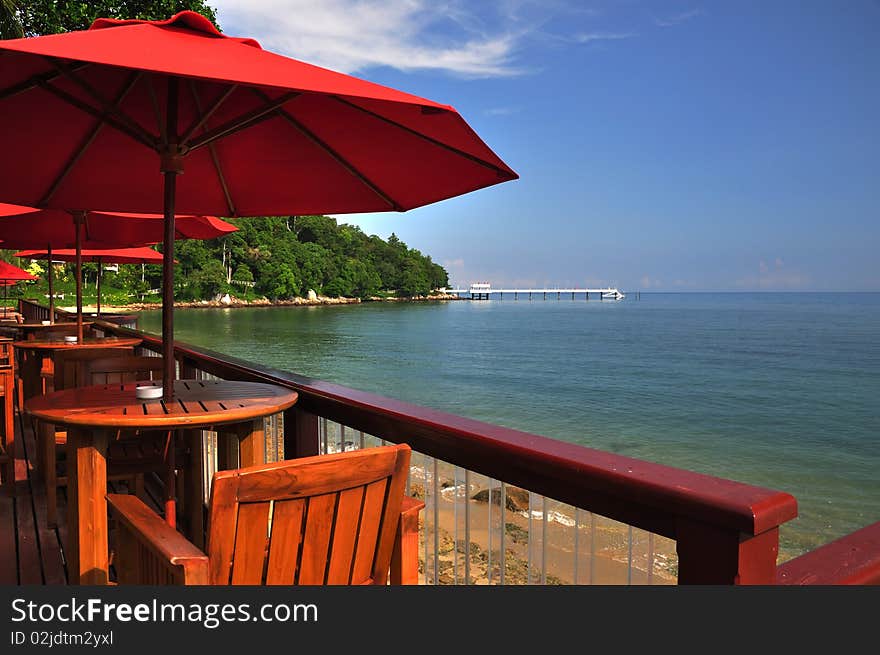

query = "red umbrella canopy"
[
  {"left": 0, "top": 10, "right": 517, "bottom": 400},
  {"left": 0, "top": 259, "right": 39, "bottom": 282},
  {"left": 13, "top": 246, "right": 168, "bottom": 264},
  {"left": 0, "top": 11, "right": 517, "bottom": 216},
  {"left": 0, "top": 203, "right": 238, "bottom": 250}
]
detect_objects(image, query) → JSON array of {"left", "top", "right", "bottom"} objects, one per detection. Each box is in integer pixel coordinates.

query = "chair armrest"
[
  {"left": 390, "top": 495, "right": 425, "bottom": 585},
  {"left": 107, "top": 493, "right": 209, "bottom": 585}
]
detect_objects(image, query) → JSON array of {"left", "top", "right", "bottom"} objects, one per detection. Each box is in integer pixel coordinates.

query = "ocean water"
[{"left": 137, "top": 292, "right": 880, "bottom": 559}]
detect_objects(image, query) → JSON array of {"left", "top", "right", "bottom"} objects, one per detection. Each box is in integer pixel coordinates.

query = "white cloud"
[
  {"left": 214, "top": 0, "right": 530, "bottom": 77},
  {"left": 655, "top": 8, "right": 704, "bottom": 28},
  {"left": 575, "top": 31, "right": 636, "bottom": 43},
  {"left": 483, "top": 106, "right": 520, "bottom": 116},
  {"left": 737, "top": 258, "right": 809, "bottom": 290},
  {"left": 639, "top": 275, "right": 663, "bottom": 289}
]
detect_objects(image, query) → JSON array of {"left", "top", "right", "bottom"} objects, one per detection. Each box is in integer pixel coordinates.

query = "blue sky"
[{"left": 214, "top": 1, "right": 879, "bottom": 291}]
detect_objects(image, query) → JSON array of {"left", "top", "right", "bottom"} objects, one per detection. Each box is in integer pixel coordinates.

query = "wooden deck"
[
  {"left": 1, "top": 399, "right": 169, "bottom": 585},
  {"left": 1, "top": 403, "right": 68, "bottom": 585}
]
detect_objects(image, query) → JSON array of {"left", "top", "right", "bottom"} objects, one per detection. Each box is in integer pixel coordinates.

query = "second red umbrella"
[
  {"left": 0, "top": 203, "right": 237, "bottom": 338},
  {"left": 13, "top": 247, "right": 169, "bottom": 317}
]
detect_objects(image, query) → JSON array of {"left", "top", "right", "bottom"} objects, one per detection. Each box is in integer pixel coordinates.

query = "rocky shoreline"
[{"left": 94, "top": 291, "right": 463, "bottom": 312}]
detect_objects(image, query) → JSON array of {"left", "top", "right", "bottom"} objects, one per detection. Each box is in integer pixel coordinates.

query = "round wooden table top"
[
  {"left": 12, "top": 335, "right": 142, "bottom": 351},
  {"left": 25, "top": 378, "right": 299, "bottom": 429},
  {"left": 16, "top": 321, "right": 93, "bottom": 330}
]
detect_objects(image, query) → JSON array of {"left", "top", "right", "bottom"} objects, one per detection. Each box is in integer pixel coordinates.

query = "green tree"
[
  {"left": 188, "top": 259, "right": 226, "bottom": 299},
  {"left": 398, "top": 257, "right": 431, "bottom": 297},
  {"left": 231, "top": 264, "right": 253, "bottom": 284},
  {"left": 13, "top": 1, "right": 219, "bottom": 37},
  {"left": 0, "top": 0, "right": 23, "bottom": 38}
]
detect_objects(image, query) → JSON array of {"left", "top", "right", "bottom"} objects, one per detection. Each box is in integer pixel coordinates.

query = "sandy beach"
[{"left": 409, "top": 474, "right": 678, "bottom": 586}]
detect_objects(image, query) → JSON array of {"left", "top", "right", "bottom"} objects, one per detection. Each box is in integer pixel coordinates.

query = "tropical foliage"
[
  {"left": 4, "top": 0, "right": 218, "bottom": 36},
  {"left": 4, "top": 216, "right": 449, "bottom": 304}
]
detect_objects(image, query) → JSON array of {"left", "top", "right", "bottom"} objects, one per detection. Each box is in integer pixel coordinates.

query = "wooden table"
[
  {"left": 25, "top": 378, "right": 299, "bottom": 585},
  {"left": 16, "top": 321, "right": 94, "bottom": 340},
  {"left": 13, "top": 336, "right": 143, "bottom": 406}
]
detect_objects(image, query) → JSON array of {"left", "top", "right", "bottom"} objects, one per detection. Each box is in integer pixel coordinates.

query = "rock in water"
[{"left": 220, "top": 293, "right": 232, "bottom": 305}]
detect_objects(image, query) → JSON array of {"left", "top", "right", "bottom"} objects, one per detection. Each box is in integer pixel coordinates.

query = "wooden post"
[
  {"left": 96, "top": 257, "right": 102, "bottom": 317},
  {"left": 283, "top": 407, "right": 320, "bottom": 459},
  {"left": 72, "top": 211, "right": 84, "bottom": 343},
  {"left": 183, "top": 428, "right": 205, "bottom": 548},
  {"left": 67, "top": 426, "right": 109, "bottom": 585},
  {"left": 675, "top": 518, "right": 781, "bottom": 584},
  {"left": 161, "top": 77, "right": 181, "bottom": 402},
  {"left": 47, "top": 244, "right": 54, "bottom": 323}
]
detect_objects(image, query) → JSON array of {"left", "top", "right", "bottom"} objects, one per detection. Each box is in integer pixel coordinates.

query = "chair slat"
[
  {"left": 265, "top": 498, "right": 306, "bottom": 585},
  {"left": 298, "top": 494, "right": 336, "bottom": 584},
  {"left": 230, "top": 502, "right": 271, "bottom": 585},
  {"left": 351, "top": 479, "right": 388, "bottom": 584},
  {"left": 326, "top": 486, "right": 366, "bottom": 584}
]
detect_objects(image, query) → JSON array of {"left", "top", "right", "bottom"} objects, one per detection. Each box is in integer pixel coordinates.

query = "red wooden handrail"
[{"left": 776, "top": 520, "right": 880, "bottom": 585}]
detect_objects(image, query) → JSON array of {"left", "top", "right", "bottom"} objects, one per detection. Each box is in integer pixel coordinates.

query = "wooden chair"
[
  {"left": 0, "top": 338, "right": 14, "bottom": 489},
  {"left": 41, "top": 352, "right": 174, "bottom": 527},
  {"left": 108, "top": 443, "right": 425, "bottom": 585},
  {"left": 38, "top": 324, "right": 98, "bottom": 394}
]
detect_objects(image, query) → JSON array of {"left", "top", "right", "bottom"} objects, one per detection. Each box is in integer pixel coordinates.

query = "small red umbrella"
[
  {"left": 0, "top": 203, "right": 237, "bottom": 337},
  {"left": 0, "top": 259, "right": 39, "bottom": 314},
  {"left": 13, "top": 247, "right": 168, "bottom": 316},
  {"left": 0, "top": 203, "right": 238, "bottom": 247},
  {"left": 0, "top": 11, "right": 518, "bottom": 399}
]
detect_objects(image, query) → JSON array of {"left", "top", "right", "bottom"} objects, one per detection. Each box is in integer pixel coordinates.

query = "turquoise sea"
[{"left": 138, "top": 292, "right": 880, "bottom": 559}]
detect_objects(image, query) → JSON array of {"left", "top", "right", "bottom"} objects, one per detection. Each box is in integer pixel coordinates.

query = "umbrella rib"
[
  {"left": 46, "top": 57, "right": 158, "bottom": 151},
  {"left": 180, "top": 84, "right": 239, "bottom": 146},
  {"left": 0, "top": 61, "right": 90, "bottom": 103},
  {"left": 146, "top": 75, "right": 166, "bottom": 147},
  {"left": 39, "top": 71, "right": 142, "bottom": 207},
  {"left": 183, "top": 91, "right": 301, "bottom": 153},
  {"left": 37, "top": 80, "right": 156, "bottom": 151},
  {"left": 332, "top": 96, "right": 515, "bottom": 179},
  {"left": 251, "top": 90, "right": 400, "bottom": 211},
  {"left": 188, "top": 81, "right": 236, "bottom": 216}
]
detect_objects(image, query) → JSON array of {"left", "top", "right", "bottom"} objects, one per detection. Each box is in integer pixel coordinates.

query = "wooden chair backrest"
[
  {"left": 206, "top": 443, "right": 412, "bottom": 585},
  {"left": 79, "top": 355, "right": 164, "bottom": 387},
  {"left": 0, "top": 338, "right": 13, "bottom": 369},
  {"left": 52, "top": 348, "right": 136, "bottom": 390},
  {"left": 28, "top": 323, "right": 82, "bottom": 340}
]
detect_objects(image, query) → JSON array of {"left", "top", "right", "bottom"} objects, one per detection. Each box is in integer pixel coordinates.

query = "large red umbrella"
[
  {"left": 0, "top": 11, "right": 518, "bottom": 399},
  {"left": 0, "top": 203, "right": 237, "bottom": 337},
  {"left": 13, "top": 247, "right": 168, "bottom": 316}
]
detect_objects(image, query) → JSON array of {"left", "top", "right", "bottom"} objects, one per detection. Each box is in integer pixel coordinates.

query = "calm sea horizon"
[{"left": 137, "top": 291, "right": 880, "bottom": 560}]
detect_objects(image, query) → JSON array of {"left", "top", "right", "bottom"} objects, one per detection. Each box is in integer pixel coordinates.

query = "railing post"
[
  {"left": 179, "top": 355, "right": 197, "bottom": 379},
  {"left": 283, "top": 407, "right": 319, "bottom": 459},
  {"left": 675, "top": 518, "right": 781, "bottom": 584}
]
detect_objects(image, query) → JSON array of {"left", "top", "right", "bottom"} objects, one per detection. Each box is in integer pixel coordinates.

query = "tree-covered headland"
[{"left": 2, "top": 216, "right": 450, "bottom": 307}]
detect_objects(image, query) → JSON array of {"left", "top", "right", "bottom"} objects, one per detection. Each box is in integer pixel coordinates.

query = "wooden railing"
[{"left": 20, "top": 298, "right": 880, "bottom": 585}]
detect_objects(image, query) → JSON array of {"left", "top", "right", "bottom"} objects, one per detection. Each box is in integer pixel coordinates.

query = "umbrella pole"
[
  {"left": 96, "top": 257, "right": 102, "bottom": 317},
  {"left": 161, "top": 78, "right": 181, "bottom": 401},
  {"left": 47, "top": 244, "right": 54, "bottom": 324},
  {"left": 73, "top": 211, "right": 84, "bottom": 342}
]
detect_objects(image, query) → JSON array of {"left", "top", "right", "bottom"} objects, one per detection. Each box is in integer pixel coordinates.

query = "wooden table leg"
[
  {"left": 237, "top": 419, "right": 266, "bottom": 468},
  {"left": 183, "top": 429, "right": 205, "bottom": 549},
  {"left": 66, "top": 426, "right": 109, "bottom": 585},
  {"left": 217, "top": 419, "right": 265, "bottom": 471}
]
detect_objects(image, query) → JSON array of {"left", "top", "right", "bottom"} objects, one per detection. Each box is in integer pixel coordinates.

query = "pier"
[{"left": 446, "top": 283, "right": 626, "bottom": 301}]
